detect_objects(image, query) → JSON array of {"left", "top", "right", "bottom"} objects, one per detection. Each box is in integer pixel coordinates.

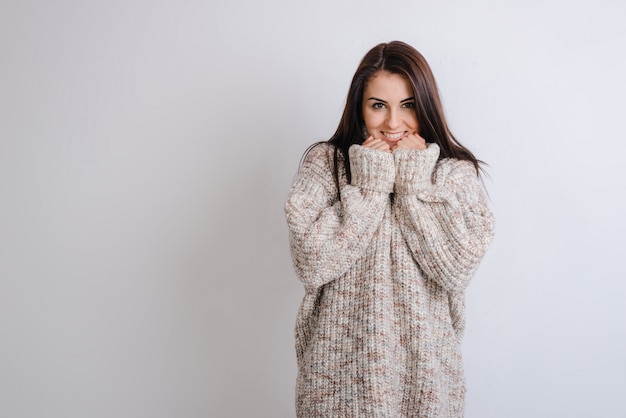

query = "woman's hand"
[
  {"left": 393, "top": 132, "right": 427, "bottom": 151},
  {"left": 362, "top": 135, "right": 392, "bottom": 153}
]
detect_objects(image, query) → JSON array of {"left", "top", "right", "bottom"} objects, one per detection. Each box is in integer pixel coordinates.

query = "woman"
[{"left": 285, "top": 41, "right": 494, "bottom": 417}]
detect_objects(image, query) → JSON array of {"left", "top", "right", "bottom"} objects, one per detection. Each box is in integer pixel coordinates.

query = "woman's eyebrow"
[{"left": 366, "top": 97, "right": 415, "bottom": 103}]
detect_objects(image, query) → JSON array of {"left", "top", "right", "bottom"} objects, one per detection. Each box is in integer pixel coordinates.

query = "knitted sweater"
[{"left": 285, "top": 142, "right": 494, "bottom": 417}]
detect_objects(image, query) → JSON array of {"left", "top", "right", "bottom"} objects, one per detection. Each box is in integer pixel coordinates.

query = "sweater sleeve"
[
  {"left": 392, "top": 143, "right": 495, "bottom": 293},
  {"left": 285, "top": 143, "right": 395, "bottom": 292}
]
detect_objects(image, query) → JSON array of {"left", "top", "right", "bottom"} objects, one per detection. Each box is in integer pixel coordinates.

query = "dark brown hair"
[{"left": 307, "top": 41, "right": 483, "bottom": 195}]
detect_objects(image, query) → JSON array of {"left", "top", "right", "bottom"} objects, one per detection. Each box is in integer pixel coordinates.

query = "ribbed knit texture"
[{"left": 285, "top": 143, "right": 495, "bottom": 417}]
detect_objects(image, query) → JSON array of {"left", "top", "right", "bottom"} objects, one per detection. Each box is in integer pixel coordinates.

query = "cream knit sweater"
[{"left": 285, "top": 142, "right": 494, "bottom": 417}]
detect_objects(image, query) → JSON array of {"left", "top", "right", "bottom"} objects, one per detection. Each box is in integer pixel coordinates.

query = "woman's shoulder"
[
  {"left": 302, "top": 141, "right": 335, "bottom": 161},
  {"left": 299, "top": 141, "right": 340, "bottom": 171},
  {"left": 433, "top": 157, "right": 480, "bottom": 184},
  {"left": 291, "top": 142, "right": 340, "bottom": 196}
]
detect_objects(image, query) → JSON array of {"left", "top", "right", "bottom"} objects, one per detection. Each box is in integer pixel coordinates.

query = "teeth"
[{"left": 385, "top": 132, "right": 404, "bottom": 139}]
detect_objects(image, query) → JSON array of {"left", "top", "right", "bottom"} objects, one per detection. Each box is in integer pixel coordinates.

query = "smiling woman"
[
  {"left": 361, "top": 71, "right": 423, "bottom": 151},
  {"left": 284, "top": 41, "right": 495, "bottom": 417}
]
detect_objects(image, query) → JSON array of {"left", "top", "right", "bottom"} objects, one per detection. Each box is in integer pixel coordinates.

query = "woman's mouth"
[{"left": 383, "top": 132, "right": 405, "bottom": 142}]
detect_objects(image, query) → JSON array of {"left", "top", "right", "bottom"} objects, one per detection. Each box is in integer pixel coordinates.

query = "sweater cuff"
[
  {"left": 348, "top": 145, "right": 395, "bottom": 193},
  {"left": 393, "top": 143, "right": 440, "bottom": 194}
]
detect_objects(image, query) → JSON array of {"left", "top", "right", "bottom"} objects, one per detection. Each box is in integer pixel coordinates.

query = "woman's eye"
[
  {"left": 372, "top": 102, "right": 385, "bottom": 110},
  {"left": 402, "top": 102, "right": 416, "bottom": 109}
]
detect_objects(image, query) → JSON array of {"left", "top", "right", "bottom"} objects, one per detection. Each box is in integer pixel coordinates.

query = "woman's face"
[{"left": 361, "top": 71, "right": 419, "bottom": 147}]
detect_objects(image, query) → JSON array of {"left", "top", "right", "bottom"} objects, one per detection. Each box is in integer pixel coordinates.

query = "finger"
[
  {"left": 362, "top": 135, "right": 376, "bottom": 147},
  {"left": 398, "top": 133, "right": 427, "bottom": 150},
  {"left": 370, "top": 142, "right": 391, "bottom": 152},
  {"left": 363, "top": 137, "right": 391, "bottom": 152},
  {"left": 409, "top": 132, "right": 427, "bottom": 149}
]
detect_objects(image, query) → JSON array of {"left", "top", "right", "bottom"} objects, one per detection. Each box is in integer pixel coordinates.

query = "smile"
[{"left": 383, "top": 132, "right": 405, "bottom": 141}]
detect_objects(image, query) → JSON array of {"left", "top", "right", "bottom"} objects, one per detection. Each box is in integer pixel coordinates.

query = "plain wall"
[{"left": 1, "top": 0, "right": 625, "bottom": 417}]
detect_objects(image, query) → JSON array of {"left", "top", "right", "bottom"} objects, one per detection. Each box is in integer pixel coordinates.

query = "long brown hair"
[{"left": 307, "top": 41, "right": 483, "bottom": 196}]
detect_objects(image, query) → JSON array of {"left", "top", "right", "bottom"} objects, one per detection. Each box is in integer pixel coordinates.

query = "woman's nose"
[{"left": 386, "top": 110, "right": 400, "bottom": 129}]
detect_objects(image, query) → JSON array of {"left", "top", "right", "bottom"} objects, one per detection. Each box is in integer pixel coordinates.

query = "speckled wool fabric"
[{"left": 285, "top": 142, "right": 494, "bottom": 417}]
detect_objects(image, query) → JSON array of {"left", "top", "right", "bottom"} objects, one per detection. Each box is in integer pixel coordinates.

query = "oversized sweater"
[{"left": 285, "top": 142, "right": 495, "bottom": 417}]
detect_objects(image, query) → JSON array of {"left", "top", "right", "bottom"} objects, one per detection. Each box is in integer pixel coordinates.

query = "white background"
[{"left": 1, "top": 1, "right": 625, "bottom": 417}]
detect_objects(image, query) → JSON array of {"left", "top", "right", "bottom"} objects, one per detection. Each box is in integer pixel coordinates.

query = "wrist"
[
  {"left": 349, "top": 145, "right": 395, "bottom": 193},
  {"left": 393, "top": 143, "right": 440, "bottom": 194}
]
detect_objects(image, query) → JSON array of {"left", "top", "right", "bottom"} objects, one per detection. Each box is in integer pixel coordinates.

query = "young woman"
[{"left": 285, "top": 41, "right": 495, "bottom": 417}]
